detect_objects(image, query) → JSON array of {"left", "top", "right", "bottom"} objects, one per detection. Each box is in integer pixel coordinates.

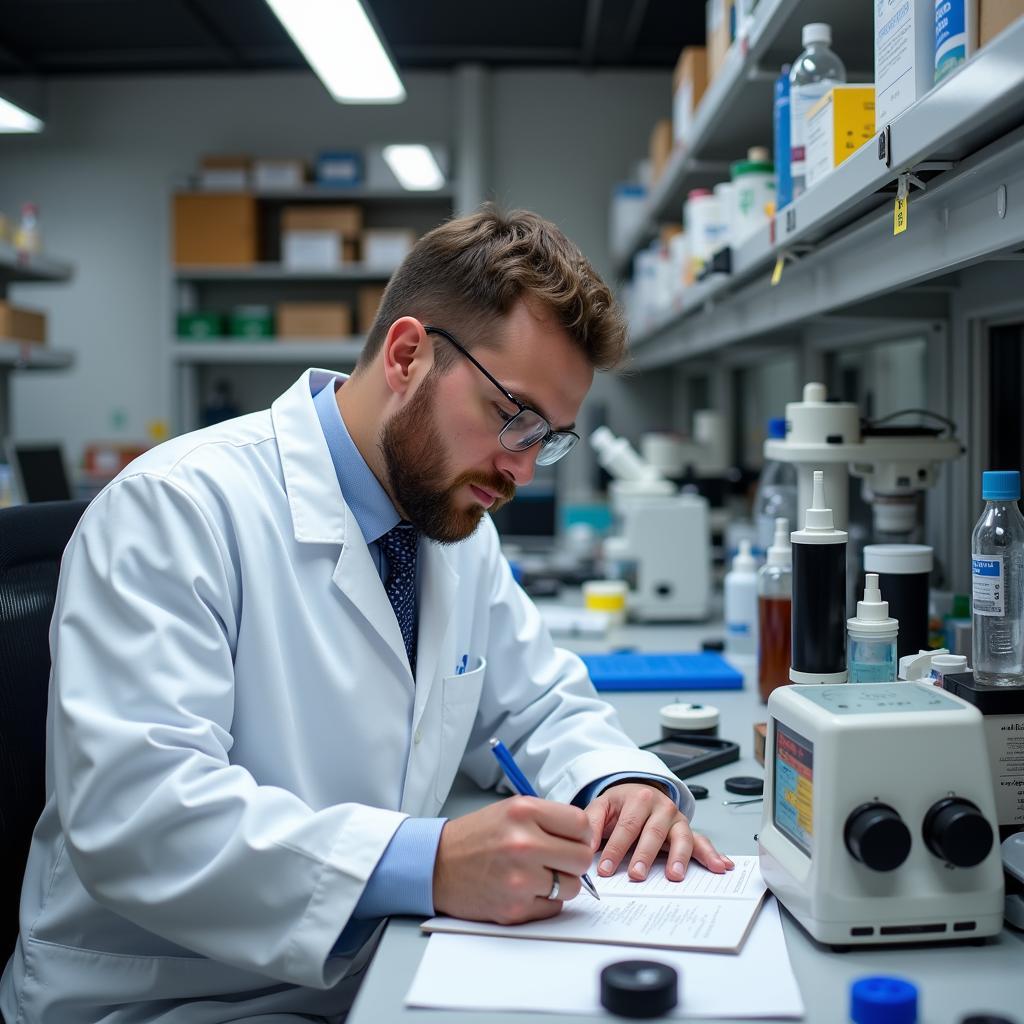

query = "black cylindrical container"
[
  {"left": 863, "top": 545, "right": 932, "bottom": 659},
  {"left": 790, "top": 470, "right": 848, "bottom": 683}
]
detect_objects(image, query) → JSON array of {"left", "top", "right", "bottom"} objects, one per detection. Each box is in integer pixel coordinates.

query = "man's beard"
[{"left": 379, "top": 375, "right": 515, "bottom": 544}]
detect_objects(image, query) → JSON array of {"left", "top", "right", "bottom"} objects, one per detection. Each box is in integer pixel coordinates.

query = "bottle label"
[{"left": 972, "top": 554, "right": 1004, "bottom": 616}]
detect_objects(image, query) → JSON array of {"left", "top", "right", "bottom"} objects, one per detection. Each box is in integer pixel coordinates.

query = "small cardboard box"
[
  {"left": 316, "top": 150, "right": 363, "bottom": 187},
  {"left": 979, "top": 0, "right": 1024, "bottom": 44},
  {"left": 199, "top": 154, "right": 251, "bottom": 191},
  {"left": 253, "top": 158, "right": 306, "bottom": 191},
  {"left": 649, "top": 119, "right": 674, "bottom": 184},
  {"left": 357, "top": 284, "right": 388, "bottom": 333},
  {"left": 362, "top": 228, "right": 416, "bottom": 270},
  {"left": 672, "top": 47, "right": 708, "bottom": 144},
  {"left": 282, "top": 230, "right": 343, "bottom": 270},
  {"left": 874, "top": 0, "right": 934, "bottom": 129},
  {"left": 228, "top": 305, "right": 273, "bottom": 338},
  {"left": 753, "top": 722, "right": 767, "bottom": 767},
  {"left": 0, "top": 300, "right": 46, "bottom": 343},
  {"left": 176, "top": 312, "right": 224, "bottom": 339},
  {"left": 174, "top": 193, "right": 258, "bottom": 265},
  {"left": 277, "top": 302, "right": 353, "bottom": 338},
  {"left": 706, "top": 0, "right": 734, "bottom": 83},
  {"left": 281, "top": 204, "right": 363, "bottom": 240},
  {"left": 805, "top": 86, "right": 876, "bottom": 190}
]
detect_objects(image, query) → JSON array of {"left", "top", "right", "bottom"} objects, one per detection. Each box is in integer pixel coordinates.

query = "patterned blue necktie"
[{"left": 378, "top": 522, "right": 419, "bottom": 675}]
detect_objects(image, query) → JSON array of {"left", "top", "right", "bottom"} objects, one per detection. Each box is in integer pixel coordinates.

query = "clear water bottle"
[
  {"left": 754, "top": 418, "right": 798, "bottom": 556},
  {"left": 789, "top": 23, "right": 846, "bottom": 199},
  {"left": 971, "top": 470, "right": 1024, "bottom": 685}
]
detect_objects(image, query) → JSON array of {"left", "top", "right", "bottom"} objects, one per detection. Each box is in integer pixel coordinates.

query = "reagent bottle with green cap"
[{"left": 972, "top": 470, "right": 1024, "bottom": 685}]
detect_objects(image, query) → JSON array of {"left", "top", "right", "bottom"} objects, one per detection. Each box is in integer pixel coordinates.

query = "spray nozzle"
[
  {"left": 766, "top": 517, "right": 791, "bottom": 567},
  {"left": 732, "top": 538, "right": 757, "bottom": 573},
  {"left": 803, "top": 469, "right": 836, "bottom": 531},
  {"left": 848, "top": 572, "right": 898, "bottom": 633}
]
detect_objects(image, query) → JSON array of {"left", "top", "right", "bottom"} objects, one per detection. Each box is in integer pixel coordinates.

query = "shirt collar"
[{"left": 313, "top": 378, "right": 401, "bottom": 545}]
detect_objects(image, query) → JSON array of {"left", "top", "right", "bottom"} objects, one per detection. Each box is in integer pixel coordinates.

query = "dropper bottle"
[
  {"left": 847, "top": 574, "right": 899, "bottom": 683},
  {"left": 790, "top": 470, "right": 848, "bottom": 683},
  {"left": 758, "top": 517, "right": 792, "bottom": 702}
]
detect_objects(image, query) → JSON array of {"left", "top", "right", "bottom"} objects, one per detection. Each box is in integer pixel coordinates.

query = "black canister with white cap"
[{"left": 863, "top": 544, "right": 933, "bottom": 660}]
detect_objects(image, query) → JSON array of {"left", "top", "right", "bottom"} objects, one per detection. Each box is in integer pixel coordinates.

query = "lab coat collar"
[{"left": 272, "top": 369, "right": 460, "bottom": 688}]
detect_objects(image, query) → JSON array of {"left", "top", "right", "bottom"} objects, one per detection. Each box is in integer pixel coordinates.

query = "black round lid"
[
  {"left": 725, "top": 775, "right": 764, "bottom": 796},
  {"left": 600, "top": 960, "right": 679, "bottom": 1019},
  {"left": 688, "top": 784, "right": 709, "bottom": 800},
  {"left": 959, "top": 1017, "right": 1018, "bottom": 1024}
]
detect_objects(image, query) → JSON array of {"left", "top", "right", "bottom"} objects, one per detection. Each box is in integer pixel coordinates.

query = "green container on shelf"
[
  {"left": 176, "top": 312, "right": 224, "bottom": 339},
  {"left": 228, "top": 305, "right": 274, "bottom": 339}
]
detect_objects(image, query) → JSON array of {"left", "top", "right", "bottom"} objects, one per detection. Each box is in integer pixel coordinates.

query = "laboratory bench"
[{"left": 347, "top": 624, "right": 1024, "bottom": 1024}]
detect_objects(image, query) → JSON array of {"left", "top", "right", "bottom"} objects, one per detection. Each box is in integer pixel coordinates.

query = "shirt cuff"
[{"left": 573, "top": 771, "right": 683, "bottom": 810}]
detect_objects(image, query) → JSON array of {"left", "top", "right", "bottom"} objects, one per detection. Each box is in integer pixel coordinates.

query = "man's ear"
[{"left": 381, "top": 317, "right": 433, "bottom": 397}]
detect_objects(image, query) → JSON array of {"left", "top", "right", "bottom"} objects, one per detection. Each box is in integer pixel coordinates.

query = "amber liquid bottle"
[{"left": 758, "top": 517, "right": 793, "bottom": 703}]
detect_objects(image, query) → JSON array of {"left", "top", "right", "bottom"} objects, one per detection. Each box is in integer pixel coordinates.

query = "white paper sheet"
[
  {"left": 422, "top": 855, "right": 767, "bottom": 953},
  {"left": 407, "top": 896, "right": 804, "bottom": 1019}
]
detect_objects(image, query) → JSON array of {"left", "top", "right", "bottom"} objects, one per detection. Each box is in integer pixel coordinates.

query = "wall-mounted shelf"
[
  {"left": 172, "top": 339, "right": 365, "bottom": 364},
  {"left": 174, "top": 263, "right": 395, "bottom": 282},
  {"left": 0, "top": 242, "right": 74, "bottom": 286},
  {"left": 178, "top": 186, "right": 454, "bottom": 203},
  {"left": 612, "top": 0, "right": 874, "bottom": 274},
  {"left": 625, "top": 16, "right": 1024, "bottom": 369},
  {"left": 0, "top": 340, "right": 74, "bottom": 369}
]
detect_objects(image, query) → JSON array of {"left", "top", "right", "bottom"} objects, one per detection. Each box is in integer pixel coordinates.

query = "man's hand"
[
  {"left": 433, "top": 796, "right": 594, "bottom": 925},
  {"left": 584, "top": 782, "right": 734, "bottom": 882}
]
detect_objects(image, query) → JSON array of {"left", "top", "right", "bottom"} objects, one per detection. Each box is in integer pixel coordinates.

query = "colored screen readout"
[{"left": 773, "top": 719, "right": 814, "bottom": 857}]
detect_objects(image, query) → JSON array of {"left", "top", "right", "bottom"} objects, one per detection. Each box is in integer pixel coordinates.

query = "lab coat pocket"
[{"left": 434, "top": 656, "right": 486, "bottom": 802}]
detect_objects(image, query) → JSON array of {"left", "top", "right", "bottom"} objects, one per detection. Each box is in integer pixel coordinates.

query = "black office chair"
[{"left": 0, "top": 499, "right": 89, "bottom": 965}]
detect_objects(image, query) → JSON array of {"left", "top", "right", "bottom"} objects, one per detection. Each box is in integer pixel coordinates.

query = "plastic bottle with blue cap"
[
  {"left": 971, "top": 470, "right": 1024, "bottom": 685},
  {"left": 850, "top": 976, "right": 917, "bottom": 1024}
]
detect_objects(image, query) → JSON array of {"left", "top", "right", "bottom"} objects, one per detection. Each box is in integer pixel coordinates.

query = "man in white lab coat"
[{"left": 1, "top": 206, "right": 731, "bottom": 1023}]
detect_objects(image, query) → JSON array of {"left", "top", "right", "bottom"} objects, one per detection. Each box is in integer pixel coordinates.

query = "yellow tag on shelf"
[
  {"left": 771, "top": 256, "right": 785, "bottom": 286},
  {"left": 147, "top": 419, "right": 169, "bottom": 442},
  {"left": 894, "top": 195, "right": 908, "bottom": 235}
]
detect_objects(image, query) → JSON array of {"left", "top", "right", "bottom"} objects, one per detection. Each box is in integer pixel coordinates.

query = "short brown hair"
[{"left": 355, "top": 204, "right": 627, "bottom": 372}]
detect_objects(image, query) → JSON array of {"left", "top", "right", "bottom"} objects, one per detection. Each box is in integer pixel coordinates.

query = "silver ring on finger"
[{"left": 546, "top": 869, "right": 561, "bottom": 901}]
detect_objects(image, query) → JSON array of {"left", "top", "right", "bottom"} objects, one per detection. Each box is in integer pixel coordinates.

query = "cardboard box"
[
  {"left": 649, "top": 119, "right": 674, "bottom": 184},
  {"left": 672, "top": 47, "right": 708, "bottom": 145},
  {"left": 281, "top": 204, "right": 363, "bottom": 239},
  {"left": 805, "top": 86, "right": 876, "bottom": 190},
  {"left": 277, "top": 302, "right": 353, "bottom": 338},
  {"left": 0, "top": 300, "right": 46, "bottom": 343},
  {"left": 253, "top": 158, "right": 306, "bottom": 191},
  {"left": 874, "top": 0, "right": 934, "bottom": 129},
  {"left": 316, "top": 150, "right": 363, "bottom": 187},
  {"left": 174, "top": 193, "right": 258, "bottom": 265},
  {"left": 199, "top": 154, "right": 250, "bottom": 191},
  {"left": 282, "top": 230, "right": 343, "bottom": 270},
  {"left": 228, "top": 305, "right": 273, "bottom": 338},
  {"left": 979, "top": 0, "right": 1024, "bottom": 43},
  {"left": 357, "top": 284, "right": 388, "bottom": 333},
  {"left": 176, "top": 312, "right": 224, "bottom": 339},
  {"left": 362, "top": 228, "right": 416, "bottom": 270},
  {"left": 706, "top": 0, "right": 734, "bottom": 83}
]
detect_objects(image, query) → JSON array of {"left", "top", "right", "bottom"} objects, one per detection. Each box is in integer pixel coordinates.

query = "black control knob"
[
  {"left": 844, "top": 802, "right": 912, "bottom": 871},
  {"left": 922, "top": 797, "right": 994, "bottom": 868}
]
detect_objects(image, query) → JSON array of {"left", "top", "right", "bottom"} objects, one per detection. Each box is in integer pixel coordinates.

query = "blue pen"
[{"left": 488, "top": 737, "right": 601, "bottom": 901}]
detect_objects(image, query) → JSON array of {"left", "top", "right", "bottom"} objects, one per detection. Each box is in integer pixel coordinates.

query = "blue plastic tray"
[{"left": 580, "top": 651, "right": 743, "bottom": 692}]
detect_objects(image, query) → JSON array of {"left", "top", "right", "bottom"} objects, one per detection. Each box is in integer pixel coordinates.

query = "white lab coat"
[{"left": 0, "top": 370, "right": 691, "bottom": 1024}]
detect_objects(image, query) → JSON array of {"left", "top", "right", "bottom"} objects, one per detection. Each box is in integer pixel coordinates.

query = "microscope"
[
  {"left": 590, "top": 426, "right": 710, "bottom": 621},
  {"left": 763, "top": 382, "right": 962, "bottom": 538}
]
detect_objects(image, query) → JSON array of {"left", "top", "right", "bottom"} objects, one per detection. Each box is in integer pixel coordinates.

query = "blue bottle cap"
[
  {"left": 767, "top": 417, "right": 787, "bottom": 439},
  {"left": 850, "top": 976, "right": 918, "bottom": 1024},
  {"left": 982, "top": 470, "right": 1021, "bottom": 501}
]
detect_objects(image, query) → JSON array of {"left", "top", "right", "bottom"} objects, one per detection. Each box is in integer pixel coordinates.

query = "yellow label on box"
[{"left": 805, "top": 86, "right": 876, "bottom": 190}]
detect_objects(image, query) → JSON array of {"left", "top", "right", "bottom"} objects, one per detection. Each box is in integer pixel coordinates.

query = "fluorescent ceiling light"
[
  {"left": 383, "top": 145, "right": 445, "bottom": 191},
  {"left": 0, "top": 95, "right": 43, "bottom": 133},
  {"left": 265, "top": 0, "right": 405, "bottom": 104}
]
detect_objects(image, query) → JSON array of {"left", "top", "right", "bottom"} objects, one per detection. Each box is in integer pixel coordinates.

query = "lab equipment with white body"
[
  {"left": 591, "top": 426, "right": 710, "bottom": 621},
  {"left": 758, "top": 682, "right": 1004, "bottom": 947},
  {"left": 764, "top": 382, "right": 962, "bottom": 538}
]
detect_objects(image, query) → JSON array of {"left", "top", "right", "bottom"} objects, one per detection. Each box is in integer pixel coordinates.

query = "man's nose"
[{"left": 495, "top": 444, "right": 539, "bottom": 488}]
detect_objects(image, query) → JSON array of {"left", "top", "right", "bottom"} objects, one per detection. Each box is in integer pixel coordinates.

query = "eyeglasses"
[{"left": 424, "top": 325, "right": 580, "bottom": 466}]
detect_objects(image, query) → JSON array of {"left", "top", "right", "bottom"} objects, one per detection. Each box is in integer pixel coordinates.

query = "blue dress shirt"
[{"left": 312, "top": 378, "right": 680, "bottom": 943}]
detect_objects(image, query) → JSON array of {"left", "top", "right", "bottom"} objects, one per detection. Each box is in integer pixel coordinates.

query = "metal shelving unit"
[
  {"left": 174, "top": 264, "right": 394, "bottom": 282},
  {"left": 626, "top": 16, "right": 1024, "bottom": 370},
  {"left": 172, "top": 339, "right": 365, "bottom": 364},
  {"left": 0, "top": 246, "right": 76, "bottom": 455},
  {"left": 611, "top": 0, "right": 874, "bottom": 274}
]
